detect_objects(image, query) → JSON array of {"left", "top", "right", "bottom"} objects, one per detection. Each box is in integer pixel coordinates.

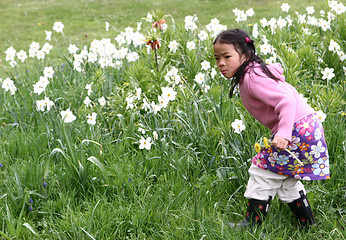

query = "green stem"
[{"left": 285, "top": 148, "right": 304, "bottom": 166}]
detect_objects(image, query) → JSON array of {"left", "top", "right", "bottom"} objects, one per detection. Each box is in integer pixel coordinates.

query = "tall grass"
[{"left": 0, "top": 0, "right": 345, "bottom": 239}]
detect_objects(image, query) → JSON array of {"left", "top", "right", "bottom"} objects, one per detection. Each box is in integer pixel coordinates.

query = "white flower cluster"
[
  {"left": 152, "top": 87, "right": 177, "bottom": 114},
  {"left": 33, "top": 66, "right": 55, "bottom": 112},
  {"left": 258, "top": 2, "right": 344, "bottom": 36},
  {"left": 71, "top": 33, "right": 144, "bottom": 72},
  {"left": 185, "top": 15, "right": 198, "bottom": 31},
  {"left": 164, "top": 66, "right": 182, "bottom": 86},
  {"left": 205, "top": 18, "right": 227, "bottom": 37},
  {"left": 259, "top": 15, "right": 293, "bottom": 34},
  {"left": 232, "top": 8, "right": 255, "bottom": 23},
  {"left": 328, "top": 0, "right": 346, "bottom": 14},
  {"left": 1, "top": 78, "right": 17, "bottom": 95},
  {"left": 33, "top": 66, "right": 54, "bottom": 96},
  {"left": 194, "top": 61, "right": 217, "bottom": 93},
  {"left": 258, "top": 35, "right": 277, "bottom": 65},
  {"left": 36, "top": 96, "right": 54, "bottom": 112},
  {"left": 328, "top": 39, "right": 345, "bottom": 62},
  {"left": 4, "top": 41, "right": 53, "bottom": 67}
]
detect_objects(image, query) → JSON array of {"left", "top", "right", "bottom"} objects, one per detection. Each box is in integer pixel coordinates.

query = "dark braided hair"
[{"left": 213, "top": 28, "right": 280, "bottom": 98}]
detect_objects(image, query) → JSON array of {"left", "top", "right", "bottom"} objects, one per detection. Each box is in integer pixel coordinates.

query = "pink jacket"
[{"left": 239, "top": 62, "right": 315, "bottom": 141}]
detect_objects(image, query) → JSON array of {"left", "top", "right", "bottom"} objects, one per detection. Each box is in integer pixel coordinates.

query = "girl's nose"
[{"left": 218, "top": 59, "right": 225, "bottom": 67}]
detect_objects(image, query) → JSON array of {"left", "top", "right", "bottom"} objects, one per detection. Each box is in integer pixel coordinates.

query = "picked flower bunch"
[{"left": 254, "top": 137, "right": 304, "bottom": 166}]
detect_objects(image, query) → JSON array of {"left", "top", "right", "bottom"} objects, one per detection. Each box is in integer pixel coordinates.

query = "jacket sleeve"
[{"left": 247, "top": 74, "right": 296, "bottom": 141}]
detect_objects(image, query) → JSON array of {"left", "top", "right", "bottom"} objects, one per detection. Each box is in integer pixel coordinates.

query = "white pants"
[{"left": 244, "top": 164, "right": 306, "bottom": 203}]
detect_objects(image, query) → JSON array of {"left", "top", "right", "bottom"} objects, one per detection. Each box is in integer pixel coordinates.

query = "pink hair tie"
[{"left": 245, "top": 37, "right": 251, "bottom": 43}]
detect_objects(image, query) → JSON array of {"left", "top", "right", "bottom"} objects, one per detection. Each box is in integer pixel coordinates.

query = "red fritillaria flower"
[
  {"left": 152, "top": 19, "right": 166, "bottom": 29},
  {"left": 146, "top": 39, "right": 160, "bottom": 50}
]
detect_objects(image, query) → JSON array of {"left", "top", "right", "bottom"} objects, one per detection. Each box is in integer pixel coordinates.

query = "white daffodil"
[
  {"left": 138, "top": 124, "right": 146, "bottom": 134},
  {"left": 139, "top": 136, "right": 152, "bottom": 150},
  {"left": 42, "top": 42, "right": 53, "bottom": 54},
  {"left": 52, "top": 21, "right": 64, "bottom": 33},
  {"left": 277, "top": 17, "right": 287, "bottom": 29},
  {"left": 85, "top": 83, "right": 93, "bottom": 96},
  {"left": 2, "top": 78, "right": 17, "bottom": 95},
  {"left": 33, "top": 76, "right": 49, "bottom": 95},
  {"left": 168, "top": 40, "right": 179, "bottom": 53},
  {"left": 328, "top": 39, "right": 340, "bottom": 53},
  {"left": 138, "top": 98, "right": 148, "bottom": 111},
  {"left": 186, "top": 41, "right": 196, "bottom": 51},
  {"left": 135, "top": 87, "right": 142, "bottom": 100},
  {"left": 5, "top": 46, "right": 16, "bottom": 61},
  {"left": 321, "top": 67, "right": 335, "bottom": 80},
  {"left": 126, "top": 95, "right": 135, "bottom": 109},
  {"left": 60, "top": 108, "right": 76, "bottom": 123},
  {"left": 150, "top": 101, "right": 162, "bottom": 114},
  {"left": 83, "top": 96, "right": 92, "bottom": 107},
  {"left": 44, "top": 66, "right": 54, "bottom": 79},
  {"left": 281, "top": 3, "right": 290, "bottom": 12},
  {"left": 315, "top": 110, "right": 327, "bottom": 122},
  {"left": 246, "top": 8, "right": 255, "bottom": 17},
  {"left": 338, "top": 50, "right": 345, "bottom": 61},
  {"left": 198, "top": 30, "right": 208, "bottom": 41},
  {"left": 259, "top": 43, "right": 272, "bottom": 55},
  {"left": 171, "top": 74, "right": 181, "bottom": 85},
  {"left": 161, "top": 87, "right": 177, "bottom": 101},
  {"left": 29, "top": 42, "right": 40, "bottom": 53},
  {"left": 153, "top": 131, "right": 158, "bottom": 140},
  {"left": 16, "top": 50, "right": 27, "bottom": 62},
  {"left": 306, "top": 6, "right": 315, "bottom": 15},
  {"left": 43, "top": 96, "right": 54, "bottom": 111},
  {"left": 68, "top": 44, "right": 79, "bottom": 55},
  {"left": 86, "top": 112, "right": 97, "bottom": 125},
  {"left": 98, "top": 96, "right": 106, "bottom": 106},
  {"left": 126, "top": 52, "right": 139, "bottom": 62},
  {"left": 158, "top": 95, "right": 169, "bottom": 108},
  {"left": 231, "top": 119, "right": 246, "bottom": 134},
  {"left": 45, "top": 30, "right": 52, "bottom": 41},
  {"left": 73, "top": 60, "right": 82, "bottom": 72},
  {"left": 210, "top": 68, "right": 218, "bottom": 79},
  {"left": 201, "top": 61, "right": 211, "bottom": 71},
  {"left": 252, "top": 23, "right": 259, "bottom": 38},
  {"left": 33, "top": 83, "right": 46, "bottom": 95},
  {"left": 87, "top": 52, "right": 97, "bottom": 63},
  {"left": 36, "top": 50, "right": 45, "bottom": 60},
  {"left": 194, "top": 72, "right": 205, "bottom": 84},
  {"left": 36, "top": 100, "right": 45, "bottom": 111},
  {"left": 260, "top": 18, "right": 268, "bottom": 27}
]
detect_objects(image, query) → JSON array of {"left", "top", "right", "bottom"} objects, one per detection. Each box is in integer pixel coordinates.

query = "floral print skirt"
[{"left": 252, "top": 113, "right": 330, "bottom": 180}]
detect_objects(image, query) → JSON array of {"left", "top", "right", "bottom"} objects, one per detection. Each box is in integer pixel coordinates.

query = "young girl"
[{"left": 213, "top": 28, "right": 330, "bottom": 229}]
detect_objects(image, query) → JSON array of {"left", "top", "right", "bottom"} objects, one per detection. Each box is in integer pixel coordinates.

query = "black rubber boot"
[
  {"left": 287, "top": 190, "right": 316, "bottom": 230},
  {"left": 237, "top": 196, "right": 272, "bottom": 228}
]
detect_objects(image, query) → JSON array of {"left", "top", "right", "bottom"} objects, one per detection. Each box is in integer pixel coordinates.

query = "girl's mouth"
[{"left": 221, "top": 70, "right": 227, "bottom": 74}]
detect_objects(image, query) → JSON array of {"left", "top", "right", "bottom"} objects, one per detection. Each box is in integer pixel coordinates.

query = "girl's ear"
[{"left": 240, "top": 53, "right": 248, "bottom": 65}]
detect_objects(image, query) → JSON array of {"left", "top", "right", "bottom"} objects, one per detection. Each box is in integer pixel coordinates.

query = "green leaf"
[{"left": 22, "top": 223, "right": 37, "bottom": 235}]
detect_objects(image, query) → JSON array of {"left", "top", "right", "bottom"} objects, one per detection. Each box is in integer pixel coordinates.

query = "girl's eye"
[
  {"left": 225, "top": 56, "right": 231, "bottom": 58},
  {"left": 215, "top": 57, "right": 219, "bottom": 61}
]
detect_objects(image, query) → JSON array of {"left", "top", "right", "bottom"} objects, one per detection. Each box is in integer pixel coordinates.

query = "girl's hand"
[{"left": 271, "top": 136, "right": 289, "bottom": 150}]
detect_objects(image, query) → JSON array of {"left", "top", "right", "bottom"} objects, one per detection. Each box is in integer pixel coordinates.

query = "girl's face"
[{"left": 213, "top": 42, "right": 247, "bottom": 79}]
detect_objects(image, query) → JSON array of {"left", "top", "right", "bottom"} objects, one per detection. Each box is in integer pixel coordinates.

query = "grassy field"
[
  {"left": 0, "top": 0, "right": 327, "bottom": 51},
  {"left": 0, "top": 0, "right": 345, "bottom": 239}
]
